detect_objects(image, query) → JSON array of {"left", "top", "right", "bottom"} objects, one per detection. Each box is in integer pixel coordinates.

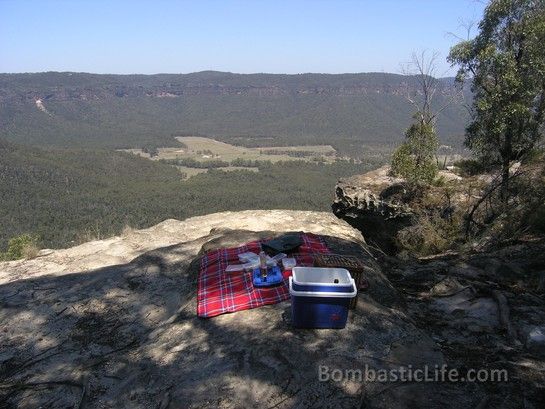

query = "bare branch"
[{"left": 401, "top": 50, "right": 450, "bottom": 124}]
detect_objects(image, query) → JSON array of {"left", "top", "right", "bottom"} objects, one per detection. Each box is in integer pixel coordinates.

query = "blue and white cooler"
[{"left": 289, "top": 267, "right": 357, "bottom": 329}]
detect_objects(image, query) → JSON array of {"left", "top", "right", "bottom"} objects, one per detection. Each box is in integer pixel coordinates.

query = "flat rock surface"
[
  {"left": 0, "top": 210, "right": 363, "bottom": 285},
  {"left": 1, "top": 211, "right": 543, "bottom": 408},
  {"left": 388, "top": 240, "right": 545, "bottom": 408},
  {"left": 0, "top": 211, "right": 415, "bottom": 409}
]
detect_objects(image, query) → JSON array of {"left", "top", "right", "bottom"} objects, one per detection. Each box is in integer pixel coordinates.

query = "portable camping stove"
[{"left": 252, "top": 266, "right": 283, "bottom": 287}]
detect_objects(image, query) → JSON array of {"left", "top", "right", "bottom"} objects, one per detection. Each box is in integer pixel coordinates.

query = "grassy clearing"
[
  {"left": 176, "top": 165, "right": 258, "bottom": 179},
  {"left": 219, "top": 166, "right": 259, "bottom": 172},
  {"left": 250, "top": 144, "right": 336, "bottom": 153},
  {"left": 121, "top": 136, "right": 338, "bottom": 164},
  {"left": 175, "top": 166, "right": 208, "bottom": 178}
]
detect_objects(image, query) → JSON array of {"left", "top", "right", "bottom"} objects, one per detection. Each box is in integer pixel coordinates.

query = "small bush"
[
  {"left": 391, "top": 144, "right": 438, "bottom": 185},
  {"left": 390, "top": 113, "right": 439, "bottom": 186},
  {"left": 0, "top": 234, "right": 40, "bottom": 261},
  {"left": 121, "top": 224, "right": 135, "bottom": 237},
  {"left": 396, "top": 213, "right": 462, "bottom": 256},
  {"left": 387, "top": 172, "right": 464, "bottom": 256},
  {"left": 75, "top": 226, "right": 105, "bottom": 244},
  {"left": 453, "top": 158, "right": 492, "bottom": 177}
]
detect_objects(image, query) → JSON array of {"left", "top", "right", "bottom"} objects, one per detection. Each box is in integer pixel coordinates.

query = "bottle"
[{"left": 259, "top": 251, "right": 268, "bottom": 280}]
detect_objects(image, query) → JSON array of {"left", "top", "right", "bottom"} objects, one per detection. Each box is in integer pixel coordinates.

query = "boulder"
[
  {"left": 332, "top": 166, "right": 414, "bottom": 253},
  {"left": 525, "top": 326, "right": 545, "bottom": 353}
]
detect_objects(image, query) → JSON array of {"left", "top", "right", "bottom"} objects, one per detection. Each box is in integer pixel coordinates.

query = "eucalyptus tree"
[{"left": 448, "top": 0, "right": 545, "bottom": 199}]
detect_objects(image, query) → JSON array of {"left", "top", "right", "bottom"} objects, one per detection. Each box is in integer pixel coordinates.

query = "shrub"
[
  {"left": 395, "top": 183, "right": 463, "bottom": 256},
  {"left": 121, "top": 224, "right": 135, "bottom": 237},
  {"left": 391, "top": 116, "right": 438, "bottom": 185},
  {"left": 0, "top": 234, "right": 39, "bottom": 261},
  {"left": 391, "top": 143, "right": 438, "bottom": 185},
  {"left": 452, "top": 158, "right": 492, "bottom": 177},
  {"left": 396, "top": 213, "right": 462, "bottom": 256}
]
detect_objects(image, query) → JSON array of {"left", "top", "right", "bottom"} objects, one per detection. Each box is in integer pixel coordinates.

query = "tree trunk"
[
  {"left": 500, "top": 133, "right": 513, "bottom": 202},
  {"left": 500, "top": 157, "right": 510, "bottom": 202}
]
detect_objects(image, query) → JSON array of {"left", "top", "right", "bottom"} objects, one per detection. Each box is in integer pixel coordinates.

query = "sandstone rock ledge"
[
  {"left": 0, "top": 211, "right": 491, "bottom": 408},
  {"left": 332, "top": 166, "right": 474, "bottom": 253},
  {"left": 332, "top": 166, "right": 415, "bottom": 252}
]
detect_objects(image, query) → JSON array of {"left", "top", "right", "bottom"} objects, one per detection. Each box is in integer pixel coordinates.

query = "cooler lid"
[{"left": 292, "top": 267, "right": 352, "bottom": 286}]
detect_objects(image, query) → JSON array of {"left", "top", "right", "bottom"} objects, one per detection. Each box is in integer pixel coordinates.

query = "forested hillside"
[
  {"left": 0, "top": 139, "right": 381, "bottom": 250},
  {"left": 0, "top": 71, "right": 469, "bottom": 154}
]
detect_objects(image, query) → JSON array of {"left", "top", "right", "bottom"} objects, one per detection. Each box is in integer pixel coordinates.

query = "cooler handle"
[{"left": 288, "top": 277, "right": 357, "bottom": 298}]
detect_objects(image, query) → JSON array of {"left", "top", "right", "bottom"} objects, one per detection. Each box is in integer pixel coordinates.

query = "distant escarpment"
[
  {"left": 0, "top": 71, "right": 463, "bottom": 102},
  {"left": 0, "top": 71, "right": 469, "bottom": 150}
]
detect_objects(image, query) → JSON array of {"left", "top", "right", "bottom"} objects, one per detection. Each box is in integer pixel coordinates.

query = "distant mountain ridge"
[
  {"left": 0, "top": 71, "right": 469, "bottom": 153},
  {"left": 0, "top": 70, "right": 458, "bottom": 99}
]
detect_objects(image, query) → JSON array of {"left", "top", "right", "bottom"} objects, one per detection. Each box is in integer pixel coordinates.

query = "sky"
[{"left": 0, "top": 0, "right": 486, "bottom": 76}]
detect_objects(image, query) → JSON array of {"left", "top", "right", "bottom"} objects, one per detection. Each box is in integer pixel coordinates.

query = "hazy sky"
[{"left": 0, "top": 0, "right": 486, "bottom": 75}]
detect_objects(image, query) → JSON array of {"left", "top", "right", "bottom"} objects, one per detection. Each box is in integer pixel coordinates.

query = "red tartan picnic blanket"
[{"left": 197, "top": 233, "right": 330, "bottom": 318}]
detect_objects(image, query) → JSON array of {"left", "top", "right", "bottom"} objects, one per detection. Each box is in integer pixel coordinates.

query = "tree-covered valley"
[{"left": 0, "top": 139, "right": 382, "bottom": 250}]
